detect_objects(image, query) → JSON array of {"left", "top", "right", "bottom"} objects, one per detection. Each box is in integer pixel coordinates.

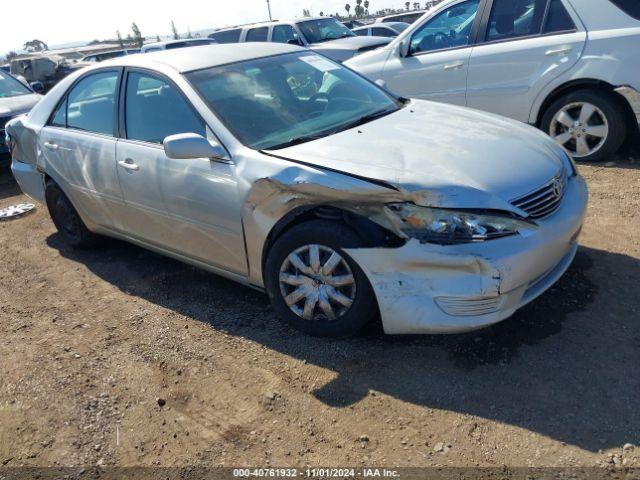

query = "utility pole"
[{"left": 266, "top": 0, "right": 273, "bottom": 20}]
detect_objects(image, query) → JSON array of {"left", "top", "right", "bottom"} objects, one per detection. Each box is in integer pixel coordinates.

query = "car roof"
[
  {"left": 380, "top": 22, "right": 408, "bottom": 27},
  {"left": 216, "top": 16, "right": 335, "bottom": 31},
  {"left": 141, "top": 38, "right": 215, "bottom": 50},
  {"left": 100, "top": 42, "right": 303, "bottom": 73}
]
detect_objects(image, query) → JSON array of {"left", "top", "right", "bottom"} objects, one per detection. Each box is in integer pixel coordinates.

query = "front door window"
[{"left": 409, "top": 0, "right": 480, "bottom": 55}]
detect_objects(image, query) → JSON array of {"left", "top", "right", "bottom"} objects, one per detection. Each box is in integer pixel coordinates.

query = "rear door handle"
[
  {"left": 443, "top": 61, "right": 465, "bottom": 70},
  {"left": 43, "top": 141, "right": 58, "bottom": 151},
  {"left": 118, "top": 159, "right": 140, "bottom": 172},
  {"left": 545, "top": 46, "right": 572, "bottom": 56}
]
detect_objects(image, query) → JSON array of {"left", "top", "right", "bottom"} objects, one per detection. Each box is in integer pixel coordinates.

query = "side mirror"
[
  {"left": 16, "top": 75, "right": 30, "bottom": 88},
  {"left": 287, "top": 38, "right": 303, "bottom": 46},
  {"left": 163, "top": 133, "right": 230, "bottom": 161},
  {"left": 399, "top": 40, "right": 411, "bottom": 57},
  {"left": 30, "top": 81, "right": 45, "bottom": 93}
]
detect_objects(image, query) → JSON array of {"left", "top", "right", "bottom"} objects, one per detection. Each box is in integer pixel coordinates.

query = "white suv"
[
  {"left": 346, "top": 0, "right": 640, "bottom": 162},
  {"left": 210, "top": 17, "right": 392, "bottom": 63}
]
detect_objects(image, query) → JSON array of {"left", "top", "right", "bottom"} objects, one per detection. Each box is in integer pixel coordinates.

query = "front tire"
[
  {"left": 45, "top": 181, "right": 98, "bottom": 248},
  {"left": 541, "top": 89, "right": 627, "bottom": 163},
  {"left": 264, "top": 220, "right": 377, "bottom": 338}
]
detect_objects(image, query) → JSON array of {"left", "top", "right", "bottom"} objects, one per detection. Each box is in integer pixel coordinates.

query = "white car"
[
  {"left": 353, "top": 22, "right": 411, "bottom": 38},
  {"left": 346, "top": 0, "right": 640, "bottom": 162},
  {"left": 7, "top": 44, "right": 587, "bottom": 337},
  {"left": 140, "top": 38, "right": 217, "bottom": 53},
  {"left": 209, "top": 17, "right": 392, "bottom": 63},
  {"left": 374, "top": 10, "right": 429, "bottom": 24}
]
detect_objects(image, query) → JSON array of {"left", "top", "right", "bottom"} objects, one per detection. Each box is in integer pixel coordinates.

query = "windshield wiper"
[
  {"left": 329, "top": 107, "right": 399, "bottom": 134},
  {"left": 266, "top": 132, "right": 330, "bottom": 150}
]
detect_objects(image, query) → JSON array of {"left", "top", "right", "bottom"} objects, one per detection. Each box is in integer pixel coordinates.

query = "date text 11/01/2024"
[{"left": 233, "top": 468, "right": 400, "bottom": 478}]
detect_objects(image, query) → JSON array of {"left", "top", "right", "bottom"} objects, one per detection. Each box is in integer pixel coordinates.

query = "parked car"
[
  {"left": 0, "top": 71, "right": 42, "bottom": 156},
  {"left": 209, "top": 17, "right": 392, "bottom": 62},
  {"left": 7, "top": 43, "right": 587, "bottom": 337},
  {"left": 10, "top": 55, "right": 88, "bottom": 93},
  {"left": 353, "top": 22, "right": 410, "bottom": 37},
  {"left": 374, "top": 10, "right": 428, "bottom": 24},
  {"left": 140, "top": 38, "right": 217, "bottom": 53},
  {"left": 342, "top": 20, "right": 367, "bottom": 29},
  {"left": 81, "top": 49, "right": 140, "bottom": 63},
  {"left": 347, "top": 0, "right": 640, "bottom": 162}
]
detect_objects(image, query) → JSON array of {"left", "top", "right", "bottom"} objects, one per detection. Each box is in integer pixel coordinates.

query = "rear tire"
[
  {"left": 541, "top": 89, "right": 627, "bottom": 163},
  {"left": 264, "top": 220, "right": 377, "bottom": 338},
  {"left": 45, "top": 181, "right": 98, "bottom": 249}
]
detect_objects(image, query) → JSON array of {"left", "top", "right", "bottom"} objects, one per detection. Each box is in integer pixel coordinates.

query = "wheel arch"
[
  {"left": 259, "top": 205, "right": 404, "bottom": 287},
  {"left": 535, "top": 78, "right": 638, "bottom": 133}
]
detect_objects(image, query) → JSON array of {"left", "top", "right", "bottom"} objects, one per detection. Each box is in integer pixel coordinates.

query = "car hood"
[
  {"left": 0, "top": 94, "right": 41, "bottom": 117},
  {"left": 264, "top": 100, "right": 567, "bottom": 211},
  {"left": 309, "top": 35, "right": 391, "bottom": 51}
]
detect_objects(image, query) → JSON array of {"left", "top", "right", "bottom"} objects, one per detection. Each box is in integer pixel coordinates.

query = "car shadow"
[
  {"left": 0, "top": 164, "right": 22, "bottom": 200},
  {"left": 46, "top": 234, "right": 639, "bottom": 453}
]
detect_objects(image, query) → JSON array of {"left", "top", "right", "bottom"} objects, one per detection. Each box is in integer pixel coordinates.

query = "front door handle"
[
  {"left": 118, "top": 159, "right": 140, "bottom": 172},
  {"left": 443, "top": 61, "right": 465, "bottom": 70},
  {"left": 43, "top": 141, "right": 58, "bottom": 151},
  {"left": 545, "top": 46, "right": 572, "bottom": 56}
]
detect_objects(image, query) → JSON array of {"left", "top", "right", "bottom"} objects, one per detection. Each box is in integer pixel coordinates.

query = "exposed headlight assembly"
[{"left": 387, "top": 204, "right": 537, "bottom": 245}]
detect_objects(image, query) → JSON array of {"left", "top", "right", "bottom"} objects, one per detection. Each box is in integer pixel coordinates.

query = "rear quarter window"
[{"left": 608, "top": 0, "right": 640, "bottom": 20}]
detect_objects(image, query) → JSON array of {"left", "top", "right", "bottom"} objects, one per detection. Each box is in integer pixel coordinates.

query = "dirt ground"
[{"left": 0, "top": 136, "right": 639, "bottom": 475}]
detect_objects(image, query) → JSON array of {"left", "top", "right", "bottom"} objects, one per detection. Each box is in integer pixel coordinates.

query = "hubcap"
[
  {"left": 279, "top": 244, "right": 356, "bottom": 322},
  {"left": 550, "top": 102, "right": 609, "bottom": 158}
]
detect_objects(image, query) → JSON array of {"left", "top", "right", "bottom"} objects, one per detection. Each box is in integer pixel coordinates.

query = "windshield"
[
  {"left": 187, "top": 52, "right": 402, "bottom": 150},
  {"left": 391, "top": 23, "right": 410, "bottom": 33},
  {"left": 297, "top": 18, "right": 355, "bottom": 43},
  {"left": 0, "top": 72, "right": 31, "bottom": 98}
]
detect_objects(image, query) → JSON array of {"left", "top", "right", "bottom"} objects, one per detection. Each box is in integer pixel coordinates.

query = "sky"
[{"left": 0, "top": 0, "right": 406, "bottom": 56}]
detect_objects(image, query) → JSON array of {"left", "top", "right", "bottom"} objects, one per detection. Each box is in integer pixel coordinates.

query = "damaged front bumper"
[{"left": 346, "top": 175, "right": 588, "bottom": 334}]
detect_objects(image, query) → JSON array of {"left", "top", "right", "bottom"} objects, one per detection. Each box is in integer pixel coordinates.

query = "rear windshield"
[{"left": 608, "top": 0, "right": 640, "bottom": 20}]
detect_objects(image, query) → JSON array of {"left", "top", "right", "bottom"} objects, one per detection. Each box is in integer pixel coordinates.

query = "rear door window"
[
  {"left": 543, "top": 0, "right": 576, "bottom": 33},
  {"left": 211, "top": 29, "right": 242, "bottom": 43},
  {"left": 486, "top": 0, "right": 548, "bottom": 42},
  {"left": 65, "top": 71, "right": 119, "bottom": 136},
  {"left": 246, "top": 27, "right": 269, "bottom": 42},
  {"left": 607, "top": 0, "right": 640, "bottom": 20}
]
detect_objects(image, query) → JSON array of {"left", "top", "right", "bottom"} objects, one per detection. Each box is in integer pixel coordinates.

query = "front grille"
[
  {"left": 435, "top": 296, "right": 504, "bottom": 316},
  {"left": 511, "top": 170, "right": 567, "bottom": 219}
]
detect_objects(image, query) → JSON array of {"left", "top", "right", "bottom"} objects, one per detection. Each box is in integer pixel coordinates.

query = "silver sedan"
[{"left": 7, "top": 43, "right": 588, "bottom": 337}]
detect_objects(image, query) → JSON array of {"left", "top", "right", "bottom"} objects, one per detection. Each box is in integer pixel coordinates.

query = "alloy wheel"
[
  {"left": 550, "top": 102, "right": 609, "bottom": 158},
  {"left": 278, "top": 244, "right": 357, "bottom": 322}
]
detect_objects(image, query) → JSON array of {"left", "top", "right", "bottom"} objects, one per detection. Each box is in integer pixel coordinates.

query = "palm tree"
[
  {"left": 116, "top": 30, "right": 125, "bottom": 49},
  {"left": 345, "top": 3, "right": 351, "bottom": 17},
  {"left": 405, "top": 2, "right": 410, "bottom": 10},
  {"left": 131, "top": 23, "right": 144, "bottom": 48},
  {"left": 364, "top": 0, "right": 370, "bottom": 14},
  {"left": 171, "top": 20, "right": 179, "bottom": 40}
]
